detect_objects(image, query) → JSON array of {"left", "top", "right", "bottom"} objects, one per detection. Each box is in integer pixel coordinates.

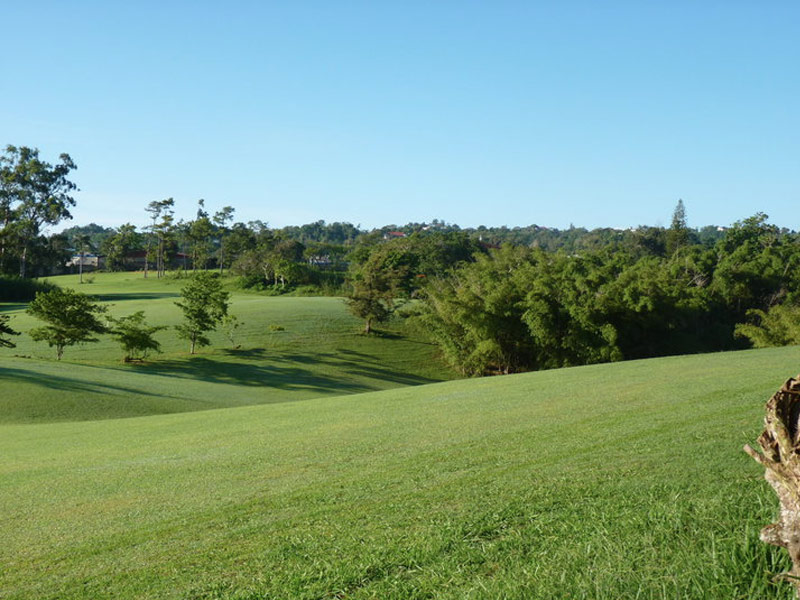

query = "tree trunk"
[
  {"left": 190, "top": 333, "right": 196, "bottom": 355},
  {"left": 79, "top": 250, "right": 84, "bottom": 283},
  {"left": 364, "top": 317, "right": 371, "bottom": 334},
  {"left": 19, "top": 244, "right": 27, "bottom": 278},
  {"left": 56, "top": 345, "right": 63, "bottom": 360},
  {"left": 745, "top": 375, "right": 800, "bottom": 596}
]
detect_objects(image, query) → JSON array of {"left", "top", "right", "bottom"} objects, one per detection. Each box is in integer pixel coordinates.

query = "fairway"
[
  {"left": 0, "top": 273, "right": 454, "bottom": 423},
  {"left": 3, "top": 344, "right": 800, "bottom": 599}
]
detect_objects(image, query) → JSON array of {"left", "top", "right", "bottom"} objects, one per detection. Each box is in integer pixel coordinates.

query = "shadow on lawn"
[
  {"left": 129, "top": 346, "right": 440, "bottom": 392},
  {"left": 92, "top": 292, "right": 180, "bottom": 302},
  {"left": 128, "top": 356, "right": 376, "bottom": 395},
  {"left": 270, "top": 349, "right": 440, "bottom": 386},
  {"left": 0, "top": 303, "right": 27, "bottom": 313},
  {"left": 0, "top": 365, "right": 175, "bottom": 398}
]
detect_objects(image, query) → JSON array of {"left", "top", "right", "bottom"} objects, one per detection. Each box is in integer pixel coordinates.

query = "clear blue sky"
[{"left": 2, "top": 1, "right": 797, "bottom": 231}]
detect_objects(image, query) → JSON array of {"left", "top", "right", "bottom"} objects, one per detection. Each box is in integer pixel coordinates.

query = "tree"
[
  {"left": 189, "top": 200, "right": 213, "bottom": 271},
  {"left": 0, "top": 314, "right": 19, "bottom": 348},
  {"left": 26, "top": 288, "right": 107, "bottom": 360},
  {"left": 666, "top": 199, "right": 689, "bottom": 256},
  {"left": 74, "top": 232, "right": 91, "bottom": 284},
  {"left": 101, "top": 223, "right": 139, "bottom": 271},
  {"left": 213, "top": 206, "right": 235, "bottom": 274},
  {"left": 145, "top": 199, "right": 174, "bottom": 278},
  {"left": 222, "top": 314, "right": 241, "bottom": 348},
  {"left": 346, "top": 251, "right": 404, "bottom": 334},
  {"left": 0, "top": 145, "right": 78, "bottom": 277},
  {"left": 745, "top": 376, "right": 800, "bottom": 596},
  {"left": 108, "top": 311, "right": 166, "bottom": 362},
  {"left": 734, "top": 304, "right": 800, "bottom": 349},
  {"left": 174, "top": 272, "right": 230, "bottom": 353}
]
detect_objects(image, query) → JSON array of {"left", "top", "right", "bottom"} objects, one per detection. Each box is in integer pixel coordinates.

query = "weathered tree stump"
[{"left": 745, "top": 375, "right": 800, "bottom": 595}]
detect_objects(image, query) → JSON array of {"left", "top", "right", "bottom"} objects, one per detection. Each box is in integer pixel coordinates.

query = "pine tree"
[{"left": 666, "top": 199, "right": 689, "bottom": 256}]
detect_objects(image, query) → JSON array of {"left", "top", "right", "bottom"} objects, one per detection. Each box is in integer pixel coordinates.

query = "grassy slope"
[
  {"left": 0, "top": 273, "right": 453, "bottom": 423},
  {"left": 3, "top": 345, "right": 800, "bottom": 599}
]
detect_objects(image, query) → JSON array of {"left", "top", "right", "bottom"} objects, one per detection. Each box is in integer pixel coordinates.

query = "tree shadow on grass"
[
  {"left": 0, "top": 303, "right": 27, "bottom": 313},
  {"left": 127, "top": 356, "right": 377, "bottom": 395},
  {"left": 125, "top": 342, "right": 442, "bottom": 392},
  {"left": 93, "top": 292, "right": 180, "bottom": 302},
  {"left": 0, "top": 365, "right": 175, "bottom": 399},
  {"left": 269, "top": 349, "right": 442, "bottom": 386},
  {"left": 222, "top": 347, "right": 269, "bottom": 360}
]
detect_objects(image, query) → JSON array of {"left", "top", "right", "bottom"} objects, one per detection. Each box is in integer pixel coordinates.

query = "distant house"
[
  {"left": 382, "top": 231, "right": 406, "bottom": 240},
  {"left": 66, "top": 253, "right": 104, "bottom": 271},
  {"left": 307, "top": 255, "right": 333, "bottom": 268},
  {"left": 123, "top": 250, "right": 192, "bottom": 271}
]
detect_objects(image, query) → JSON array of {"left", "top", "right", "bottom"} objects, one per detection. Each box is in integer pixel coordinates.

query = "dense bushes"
[
  {"left": 0, "top": 275, "right": 57, "bottom": 302},
  {"left": 413, "top": 215, "right": 800, "bottom": 376}
]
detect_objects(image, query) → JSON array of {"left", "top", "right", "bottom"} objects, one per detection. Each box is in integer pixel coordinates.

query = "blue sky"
[{"left": 1, "top": 1, "right": 797, "bottom": 231}]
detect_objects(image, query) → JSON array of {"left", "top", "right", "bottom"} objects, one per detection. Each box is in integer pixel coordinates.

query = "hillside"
[
  {"left": 0, "top": 273, "right": 454, "bottom": 423},
  {"left": 2, "top": 345, "right": 799, "bottom": 598}
]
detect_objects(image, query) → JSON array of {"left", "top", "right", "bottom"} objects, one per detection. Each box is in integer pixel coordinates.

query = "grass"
[
  {"left": 0, "top": 272, "right": 454, "bottom": 423},
  {"left": 2, "top": 342, "right": 800, "bottom": 598}
]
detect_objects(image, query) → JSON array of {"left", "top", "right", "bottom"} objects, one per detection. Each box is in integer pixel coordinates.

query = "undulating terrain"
[{"left": 1, "top": 273, "right": 798, "bottom": 598}]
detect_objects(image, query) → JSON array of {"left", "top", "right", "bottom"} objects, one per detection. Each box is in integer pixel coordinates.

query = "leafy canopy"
[
  {"left": 108, "top": 311, "right": 166, "bottom": 362},
  {"left": 174, "top": 272, "right": 230, "bottom": 353},
  {"left": 0, "top": 314, "right": 19, "bottom": 348},
  {"left": 26, "top": 287, "right": 107, "bottom": 360}
]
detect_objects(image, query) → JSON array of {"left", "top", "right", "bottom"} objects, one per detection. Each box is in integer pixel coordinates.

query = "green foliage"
[
  {"left": 0, "top": 273, "right": 452, "bottom": 423},
  {"left": 666, "top": 198, "right": 690, "bottom": 255},
  {"left": 346, "top": 249, "right": 405, "bottom": 334},
  {"left": 0, "top": 145, "right": 77, "bottom": 277},
  {"left": 221, "top": 313, "right": 241, "bottom": 347},
  {"left": 101, "top": 223, "right": 140, "bottom": 271},
  {"left": 108, "top": 311, "right": 166, "bottom": 361},
  {"left": 26, "top": 288, "right": 107, "bottom": 360},
  {"left": 417, "top": 213, "right": 800, "bottom": 374},
  {"left": 735, "top": 304, "right": 800, "bottom": 348},
  {"left": 61, "top": 223, "right": 116, "bottom": 251},
  {"left": 0, "top": 313, "right": 19, "bottom": 348},
  {"left": 417, "top": 245, "right": 536, "bottom": 375},
  {"left": 0, "top": 275, "right": 56, "bottom": 301},
  {"left": 174, "top": 272, "right": 230, "bottom": 353}
]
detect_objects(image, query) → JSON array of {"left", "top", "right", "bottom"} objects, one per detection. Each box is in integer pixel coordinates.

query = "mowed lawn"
[
  {"left": 0, "top": 273, "right": 454, "bottom": 423},
  {"left": 3, "top": 345, "right": 800, "bottom": 599}
]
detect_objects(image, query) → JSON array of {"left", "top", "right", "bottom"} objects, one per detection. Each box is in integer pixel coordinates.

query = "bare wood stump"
[{"left": 745, "top": 375, "right": 800, "bottom": 595}]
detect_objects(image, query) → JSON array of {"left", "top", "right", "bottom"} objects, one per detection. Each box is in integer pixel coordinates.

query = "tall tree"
[
  {"left": 145, "top": 199, "right": 175, "bottom": 278},
  {"left": 101, "top": 223, "right": 139, "bottom": 271},
  {"left": 174, "top": 272, "right": 230, "bottom": 353},
  {"left": 26, "top": 288, "right": 107, "bottom": 360},
  {"left": 74, "top": 232, "right": 91, "bottom": 284},
  {"left": 189, "top": 199, "right": 213, "bottom": 271},
  {"left": 0, "top": 145, "right": 78, "bottom": 277},
  {"left": 213, "top": 206, "right": 235, "bottom": 274},
  {"left": 666, "top": 199, "right": 689, "bottom": 256}
]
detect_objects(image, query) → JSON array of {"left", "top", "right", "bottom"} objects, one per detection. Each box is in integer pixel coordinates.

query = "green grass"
[
  {"left": 2, "top": 344, "right": 799, "bottom": 599},
  {"left": 0, "top": 272, "right": 454, "bottom": 423}
]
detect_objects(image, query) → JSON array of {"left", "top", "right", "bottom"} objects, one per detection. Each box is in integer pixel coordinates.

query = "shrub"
[{"left": 0, "top": 276, "right": 57, "bottom": 302}]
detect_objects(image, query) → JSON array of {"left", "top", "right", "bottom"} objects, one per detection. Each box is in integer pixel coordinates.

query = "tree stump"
[{"left": 745, "top": 375, "right": 800, "bottom": 595}]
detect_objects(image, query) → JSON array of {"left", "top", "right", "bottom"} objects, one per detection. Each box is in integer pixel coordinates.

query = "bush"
[{"left": 0, "top": 276, "right": 57, "bottom": 302}]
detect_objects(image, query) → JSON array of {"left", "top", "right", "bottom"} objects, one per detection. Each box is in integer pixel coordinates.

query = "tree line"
[
  {"left": 4, "top": 144, "right": 800, "bottom": 375},
  {"left": 348, "top": 208, "right": 800, "bottom": 375}
]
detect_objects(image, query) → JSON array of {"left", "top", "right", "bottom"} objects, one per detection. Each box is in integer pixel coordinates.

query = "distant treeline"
[{"left": 344, "top": 208, "right": 800, "bottom": 375}]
